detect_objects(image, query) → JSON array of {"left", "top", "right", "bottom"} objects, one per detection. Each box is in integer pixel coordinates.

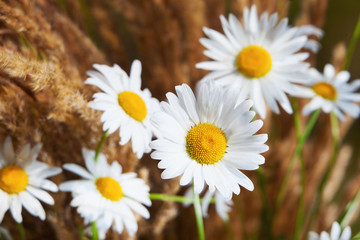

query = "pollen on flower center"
[
  {"left": 186, "top": 123, "right": 227, "bottom": 165},
  {"left": 118, "top": 91, "right": 147, "bottom": 122},
  {"left": 236, "top": 45, "right": 272, "bottom": 78},
  {"left": 312, "top": 82, "right": 337, "bottom": 101},
  {"left": 0, "top": 165, "right": 28, "bottom": 194},
  {"left": 96, "top": 177, "right": 123, "bottom": 201}
]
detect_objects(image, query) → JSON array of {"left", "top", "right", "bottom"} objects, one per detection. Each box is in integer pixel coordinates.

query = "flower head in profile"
[
  {"left": 301, "top": 64, "right": 360, "bottom": 120},
  {"left": 150, "top": 82, "right": 268, "bottom": 200},
  {"left": 196, "top": 5, "right": 312, "bottom": 118},
  {"left": 60, "top": 148, "right": 151, "bottom": 239},
  {"left": 184, "top": 188, "right": 232, "bottom": 221},
  {"left": 86, "top": 60, "right": 160, "bottom": 158},
  {"left": 0, "top": 137, "right": 61, "bottom": 223},
  {"left": 309, "top": 221, "right": 351, "bottom": 240}
]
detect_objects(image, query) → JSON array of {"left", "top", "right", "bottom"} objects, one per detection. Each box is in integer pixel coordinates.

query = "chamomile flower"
[
  {"left": 196, "top": 5, "right": 311, "bottom": 118},
  {"left": 301, "top": 64, "right": 360, "bottom": 121},
  {"left": 60, "top": 148, "right": 151, "bottom": 239},
  {"left": 85, "top": 60, "right": 160, "bottom": 159},
  {"left": 308, "top": 221, "right": 351, "bottom": 240},
  {"left": 150, "top": 82, "right": 268, "bottom": 200},
  {"left": 0, "top": 137, "right": 61, "bottom": 223},
  {"left": 184, "top": 188, "right": 232, "bottom": 221}
]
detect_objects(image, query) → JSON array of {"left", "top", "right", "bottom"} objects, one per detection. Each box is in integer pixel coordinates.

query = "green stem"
[
  {"left": 276, "top": 109, "right": 321, "bottom": 209},
  {"left": 310, "top": 111, "right": 340, "bottom": 225},
  {"left": 17, "top": 223, "right": 26, "bottom": 240},
  {"left": 257, "top": 168, "right": 273, "bottom": 240},
  {"left": 193, "top": 185, "right": 205, "bottom": 240},
  {"left": 344, "top": 14, "right": 360, "bottom": 70},
  {"left": 352, "top": 231, "right": 360, "bottom": 240},
  {"left": 78, "top": 225, "right": 89, "bottom": 240},
  {"left": 92, "top": 222, "right": 99, "bottom": 240},
  {"left": 339, "top": 187, "right": 360, "bottom": 228},
  {"left": 293, "top": 154, "right": 306, "bottom": 240},
  {"left": 149, "top": 193, "right": 193, "bottom": 203},
  {"left": 149, "top": 193, "right": 215, "bottom": 204},
  {"left": 95, "top": 130, "right": 109, "bottom": 162},
  {"left": 292, "top": 98, "right": 302, "bottom": 139},
  {"left": 292, "top": 98, "right": 306, "bottom": 240}
]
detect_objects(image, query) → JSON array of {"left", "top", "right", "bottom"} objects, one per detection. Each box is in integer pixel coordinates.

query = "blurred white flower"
[
  {"left": 60, "top": 148, "right": 151, "bottom": 239},
  {"left": 308, "top": 221, "right": 351, "bottom": 240},
  {"left": 301, "top": 64, "right": 360, "bottom": 120},
  {"left": 0, "top": 137, "right": 61, "bottom": 223}
]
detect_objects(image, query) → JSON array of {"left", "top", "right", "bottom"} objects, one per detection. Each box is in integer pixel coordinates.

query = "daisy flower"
[
  {"left": 184, "top": 188, "right": 232, "bottom": 221},
  {"left": 196, "top": 5, "right": 312, "bottom": 118},
  {"left": 301, "top": 64, "right": 360, "bottom": 121},
  {"left": 60, "top": 148, "right": 151, "bottom": 239},
  {"left": 150, "top": 82, "right": 268, "bottom": 200},
  {"left": 308, "top": 221, "right": 351, "bottom": 240},
  {"left": 85, "top": 60, "right": 160, "bottom": 159},
  {"left": 0, "top": 137, "right": 61, "bottom": 223}
]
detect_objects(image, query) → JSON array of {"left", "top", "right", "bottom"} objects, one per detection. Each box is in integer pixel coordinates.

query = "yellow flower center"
[
  {"left": 312, "top": 82, "right": 337, "bottom": 101},
  {"left": 96, "top": 177, "right": 123, "bottom": 201},
  {"left": 186, "top": 123, "right": 227, "bottom": 165},
  {"left": 118, "top": 91, "right": 147, "bottom": 122},
  {"left": 236, "top": 45, "right": 272, "bottom": 78},
  {"left": 0, "top": 165, "right": 28, "bottom": 194}
]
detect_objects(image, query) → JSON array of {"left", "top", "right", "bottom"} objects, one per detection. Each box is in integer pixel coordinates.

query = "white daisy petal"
[
  {"left": 324, "top": 64, "right": 335, "bottom": 79},
  {"left": 340, "top": 226, "right": 351, "bottom": 240},
  {"left": 129, "top": 60, "right": 142, "bottom": 90},
  {"left": 0, "top": 192, "right": 10, "bottom": 222},
  {"left": 309, "top": 232, "right": 320, "bottom": 240},
  {"left": 20, "top": 191, "right": 46, "bottom": 220},
  {"left": 10, "top": 195, "right": 22, "bottom": 223},
  {"left": 26, "top": 186, "right": 55, "bottom": 205},
  {"left": 63, "top": 163, "right": 93, "bottom": 179}
]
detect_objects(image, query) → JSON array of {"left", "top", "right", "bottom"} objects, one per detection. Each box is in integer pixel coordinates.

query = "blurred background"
[{"left": 0, "top": 0, "right": 359, "bottom": 239}]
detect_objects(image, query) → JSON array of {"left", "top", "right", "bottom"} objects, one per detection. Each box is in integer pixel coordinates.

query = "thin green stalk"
[
  {"left": 149, "top": 193, "right": 216, "bottom": 204},
  {"left": 95, "top": 130, "right": 109, "bottom": 162},
  {"left": 257, "top": 168, "right": 273, "bottom": 240},
  {"left": 352, "top": 231, "right": 360, "bottom": 239},
  {"left": 310, "top": 111, "right": 340, "bottom": 225},
  {"left": 92, "top": 222, "right": 99, "bottom": 240},
  {"left": 292, "top": 98, "right": 302, "bottom": 139},
  {"left": 276, "top": 109, "right": 321, "bottom": 210},
  {"left": 149, "top": 193, "right": 193, "bottom": 203},
  {"left": 78, "top": 225, "right": 89, "bottom": 240},
  {"left": 293, "top": 154, "right": 306, "bottom": 240},
  {"left": 292, "top": 98, "right": 306, "bottom": 240},
  {"left": 344, "top": 14, "right": 360, "bottom": 70},
  {"left": 17, "top": 223, "right": 26, "bottom": 240},
  {"left": 339, "top": 187, "right": 360, "bottom": 228},
  {"left": 193, "top": 185, "right": 205, "bottom": 240}
]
